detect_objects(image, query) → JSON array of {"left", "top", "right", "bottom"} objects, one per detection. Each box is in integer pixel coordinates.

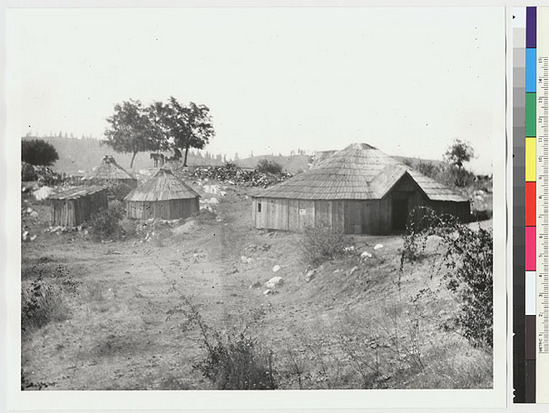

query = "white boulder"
[{"left": 265, "top": 276, "right": 284, "bottom": 289}]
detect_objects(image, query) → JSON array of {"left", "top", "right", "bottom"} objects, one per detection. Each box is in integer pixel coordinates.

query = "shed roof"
[
  {"left": 50, "top": 185, "right": 108, "bottom": 200},
  {"left": 125, "top": 168, "right": 200, "bottom": 202},
  {"left": 254, "top": 143, "right": 468, "bottom": 202},
  {"left": 83, "top": 155, "right": 136, "bottom": 181}
]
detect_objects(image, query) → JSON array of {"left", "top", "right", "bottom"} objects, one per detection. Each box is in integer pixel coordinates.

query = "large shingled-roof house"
[{"left": 252, "top": 143, "right": 470, "bottom": 234}]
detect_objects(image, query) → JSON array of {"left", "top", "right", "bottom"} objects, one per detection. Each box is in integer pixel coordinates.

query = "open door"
[{"left": 392, "top": 198, "right": 408, "bottom": 232}]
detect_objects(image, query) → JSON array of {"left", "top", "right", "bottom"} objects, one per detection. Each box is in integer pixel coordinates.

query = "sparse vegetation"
[
  {"left": 401, "top": 206, "right": 493, "bottom": 349},
  {"left": 301, "top": 226, "right": 350, "bottom": 266},
  {"left": 21, "top": 274, "right": 69, "bottom": 334},
  {"left": 21, "top": 155, "right": 493, "bottom": 391}
]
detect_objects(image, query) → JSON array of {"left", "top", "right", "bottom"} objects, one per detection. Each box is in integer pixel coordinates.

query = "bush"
[
  {"left": 22, "top": 139, "right": 59, "bottom": 166},
  {"left": 256, "top": 159, "right": 283, "bottom": 174},
  {"left": 177, "top": 296, "right": 278, "bottom": 390},
  {"left": 401, "top": 207, "right": 493, "bottom": 349},
  {"left": 443, "top": 225, "right": 493, "bottom": 348},
  {"left": 88, "top": 200, "right": 125, "bottom": 240},
  {"left": 21, "top": 275, "right": 68, "bottom": 333},
  {"left": 194, "top": 331, "right": 277, "bottom": 390},
  {"left": 108, "top": 182, "right": 134, "bottom": 201},
  {"left": 301, "top": 226, "right": 349, "bottom": 266}
]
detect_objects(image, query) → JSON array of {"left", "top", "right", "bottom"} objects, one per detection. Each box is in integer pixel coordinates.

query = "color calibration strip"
[
  {"left": 513, "top": 6, "right": 527, "bottom": 403},
  {"left": 517, "top": 6, "right": 549, "bottom": 403},
  {"left": 526, "top": 6, "right": 537, "bottom": 403}
]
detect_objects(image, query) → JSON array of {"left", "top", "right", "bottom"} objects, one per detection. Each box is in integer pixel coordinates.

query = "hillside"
[{"left": 21, "top": 136, "right": 224, "bottom": 174}]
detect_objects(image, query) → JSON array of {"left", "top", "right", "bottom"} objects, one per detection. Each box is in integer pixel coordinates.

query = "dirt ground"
[{"left": 20, "top": 181, "right": 493, "bottom": 390}]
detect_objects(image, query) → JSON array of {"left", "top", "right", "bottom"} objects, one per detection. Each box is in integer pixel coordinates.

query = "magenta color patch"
[{"left": 525, "top": 226, "right": 536, "bottom": 271}]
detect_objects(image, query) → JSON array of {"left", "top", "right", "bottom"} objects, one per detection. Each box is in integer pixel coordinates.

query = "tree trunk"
[
  {"left": 184, "top": 146, "right": 189, "bottom": 167},
  {"left": 130, "top": 151, "right": 137, "bottom": 169}
]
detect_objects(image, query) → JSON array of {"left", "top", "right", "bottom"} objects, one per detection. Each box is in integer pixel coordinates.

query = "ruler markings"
[{"left": 537, "top": 8, "right": 549, "bottom": 403}]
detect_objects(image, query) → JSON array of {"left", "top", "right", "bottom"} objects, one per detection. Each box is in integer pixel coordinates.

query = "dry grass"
[{"left": 20, "top": 181, "right": 493, "bottom": 390}]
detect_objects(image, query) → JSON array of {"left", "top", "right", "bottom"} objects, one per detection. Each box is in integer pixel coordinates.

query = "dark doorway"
[{"left": 392, "top": 198, "right": 408, "bottom": 231}]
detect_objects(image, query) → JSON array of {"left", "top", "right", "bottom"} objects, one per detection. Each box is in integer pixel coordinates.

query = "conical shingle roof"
[
  {"left": 125, "top": 169, "right": 200, "bottom": 202},
  {"left": 256, "top": 143, "right": 468, "bottom": 202},
  {"left": 83, "top": 155, "right": 136, "bottom": 181}
]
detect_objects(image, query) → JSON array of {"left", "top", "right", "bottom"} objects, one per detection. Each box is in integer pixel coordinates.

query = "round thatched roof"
[
  {"left": 255, "top": 143, "right": 468, "bottom": 202},
  {"left": 83, "top": 155, "right": 136, "bottom": 181},
  {"left": 125, "top": 168, "right": 200, "bottom": 202}
]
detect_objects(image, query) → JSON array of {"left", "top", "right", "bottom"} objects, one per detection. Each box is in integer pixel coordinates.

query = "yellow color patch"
[{"left": 526, "top": 138, "right": 536, "bottom": 182}]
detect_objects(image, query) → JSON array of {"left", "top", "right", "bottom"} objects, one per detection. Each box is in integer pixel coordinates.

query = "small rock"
[
  {"left": 343, "top": 246, "right": 355, "bottom": 253},
  {"left": 241, "top": 256, "right": 253, "bottom": 264},
  {"left": 30, "top": 235, "right": 37, "bottom": 241},
  {"left": 349, "top": 266, "right": 359, "bottom": 275},
  {"left": 361, "top": 251, "right": 373, "bottom": 259},
  {"left": 263, "top": 289, "right": 272, "bottom": 295},
  {"left": 26, "top": 207, "right": 33, "bottom": 214},
  {"left": 305, "top": 270, "right": 316, "bottom": 282},
  {"left": 265, "top": 276, "right": 284, "bottom": 289},
  {"left": 272, "top": 265, "right": 281, "bottom": 272},
  {"left": 374, "top": 244, "right": 383, "bottom": 250},
  {"left": 249, "top": 281, "right": 261, "bottom": 289}
]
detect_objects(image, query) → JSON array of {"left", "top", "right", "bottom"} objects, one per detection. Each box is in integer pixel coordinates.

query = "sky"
[{"left": 6, "top": 7, "right": 505, "bottom": 174}]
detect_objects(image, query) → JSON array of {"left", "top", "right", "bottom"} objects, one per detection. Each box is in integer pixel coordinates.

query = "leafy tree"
[
  {"left": 103, "top": 99, "right": 161, "bottom": 168},
  {"left": 21, "top": 139, "right": 59, "bottom": 166},
  {"left": 157, "top": 97, "right": 215, "bottom": 167},
  {"left": 444, "top": 139, "right": 474, "bottom": 169}
]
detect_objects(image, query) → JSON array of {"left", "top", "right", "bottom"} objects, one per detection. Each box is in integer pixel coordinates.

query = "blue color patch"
[{"left": 526, "top": 48, "right": 537, "bottom": 93}]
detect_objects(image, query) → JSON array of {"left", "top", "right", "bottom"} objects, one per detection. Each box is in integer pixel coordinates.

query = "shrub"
[
  {"left": 401, "top": 207, "right": 493, "bottom": 349},
  {"left": 21, "top": 139, "right": 59, "bottom": 166},
  {"left": 416, "top": 161, "right": 438, "bottom": 179},
  {"left": 88, "top": 200, "right": 124, "bottom": 240},
  {"left": 21, "top": 275, "right": 68, "bottom": 333},
  {"left": 177, "top": 295, "right": 278, "bottom": 390},
  {"left": 108, "top": 182, "right": 134, "bottom": 201},
  {"left": 194, "top": 331, "right": 277, "bottom": 390},
  {"left": 256, "top": 159, "right": 283, "bottom": 174},
  {"left": 21, "top": 162, "right": 37, "bottom": 181},
  {"left": 443, "top": 225, "right": 493, "bottom": 348},
  {"left": 301, "top": 226, "right": 349, "bottom": 266}
]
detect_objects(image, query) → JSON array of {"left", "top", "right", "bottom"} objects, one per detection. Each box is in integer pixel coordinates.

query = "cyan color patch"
[{"left": 526, "top": 48, "right": 537, "bottom": 92}]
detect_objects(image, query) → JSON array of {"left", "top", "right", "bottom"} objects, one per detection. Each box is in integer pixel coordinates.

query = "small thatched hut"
[
  {"left": 125, "top": 169, "right": 200, "bottom": 220},
  {"left": 252, "top": 143, "right": 470, "bottom": 234},
  {"left": 50, "top": 185, "right": 108, "bottom": 227},
  {"left": 82, "top": 155, "right": 138, "bottom": 199}
]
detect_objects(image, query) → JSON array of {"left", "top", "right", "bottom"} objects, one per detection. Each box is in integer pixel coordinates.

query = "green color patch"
[{"left": 526, "top": 92, "right": 537, "bottom": 137}]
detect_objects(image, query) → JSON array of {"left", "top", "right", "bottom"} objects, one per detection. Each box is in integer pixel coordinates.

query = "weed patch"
[
  {"left": 21, "top": 274, "right": 69, "bottom": 334},
  {"left": 301, "top": 226, "right": 350, "bottom": 267}
]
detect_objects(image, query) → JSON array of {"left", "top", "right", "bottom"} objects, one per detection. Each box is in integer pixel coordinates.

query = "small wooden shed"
[
  {"left": 252, "top": 143, "right": 470, "bottom": 235},
  {"left": 125, "top": 169, "right": 200, "bottom": 220},
  {"left": 50, "top": 185, "right": 108, "bottom": 227}
]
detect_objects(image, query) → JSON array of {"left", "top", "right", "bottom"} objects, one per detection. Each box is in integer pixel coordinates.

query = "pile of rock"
[{"left": 190, "top": 164, "right": 292, "bottom": 188}]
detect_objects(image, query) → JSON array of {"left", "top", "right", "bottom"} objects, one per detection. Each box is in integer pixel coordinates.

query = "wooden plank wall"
[
  {"left": 254, "top": 197, "right": 319, "bottom": 231},
  {"left": 314, "top": 201, "right": 332, "bottom": 227},
  {"left": 127, "top": 199, "right": 198, "bottom": 220},
  {"left": 288, "top": 200, "right": 300, "bottom": 231},
  {"left": 51, "top": 190, "right": 108, "bottom": 227}
]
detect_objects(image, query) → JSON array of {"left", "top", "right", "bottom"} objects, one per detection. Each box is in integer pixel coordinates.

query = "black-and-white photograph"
[{"left": 6, "top": 5, "right": 505, "bottom": 403}]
